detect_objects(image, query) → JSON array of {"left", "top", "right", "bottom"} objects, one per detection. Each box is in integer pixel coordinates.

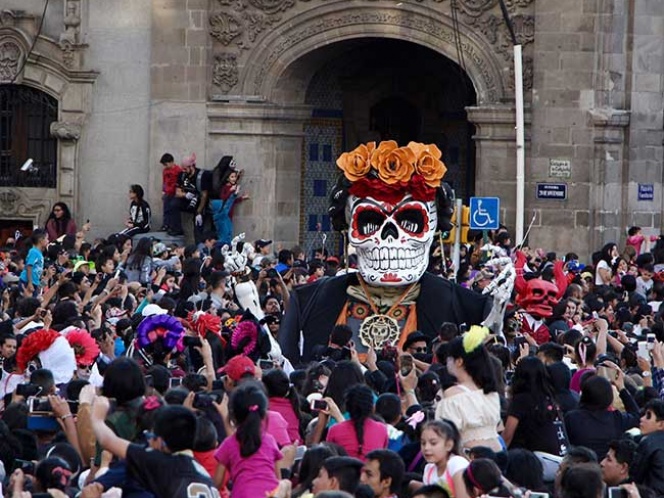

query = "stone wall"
[
  {"left": 148, "top": 0, "right": 210, "bottom": 228},
  {"left": 77, "top": 0, "right": 152, "bottom": 237},
  {"left": 528, "top": 0, "right": 664, "bottom": 257}
]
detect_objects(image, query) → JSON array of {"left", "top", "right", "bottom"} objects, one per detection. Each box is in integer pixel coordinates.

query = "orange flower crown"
[{"left": 336, "top": 140, "right": 447, "bottom": 203}]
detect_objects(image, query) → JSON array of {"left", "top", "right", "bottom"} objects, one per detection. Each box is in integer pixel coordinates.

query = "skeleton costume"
[
  {"left": 280, "top": 141, "right": 492, "bottom": 363},
  {"left": 514, "top": 250, "right": 568, "bottom": 345}
]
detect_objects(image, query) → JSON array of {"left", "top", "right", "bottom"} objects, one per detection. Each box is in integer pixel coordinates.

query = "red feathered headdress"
[
  {"left": 16, "top": 329, "right": 60, "bottom": 373},
  {"left": 66, "top": 328, "right": 101, "bottom": 367},
  {"left": 186, "top": 311, "right": 226, "bottom": 346}
]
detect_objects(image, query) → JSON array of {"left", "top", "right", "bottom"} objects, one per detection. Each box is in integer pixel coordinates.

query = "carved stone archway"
[
  {"left": 0, "top": 5, "right": 96, "bottom": 227},
  {"left": 241, "top": 2, "right": 507, "bottom": 105}
]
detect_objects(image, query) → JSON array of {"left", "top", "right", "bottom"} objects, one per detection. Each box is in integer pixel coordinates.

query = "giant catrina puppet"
[
  {"left": 513, "top": 250, "right": 568, "bottom": 345},
  {"left": 279, "top": 141, "right": 511, "bottom": 363}
]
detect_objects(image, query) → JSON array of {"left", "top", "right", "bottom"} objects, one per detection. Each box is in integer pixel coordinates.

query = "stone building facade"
[{"left": 0, "top": 0, "right": 662, "bottom": 258}]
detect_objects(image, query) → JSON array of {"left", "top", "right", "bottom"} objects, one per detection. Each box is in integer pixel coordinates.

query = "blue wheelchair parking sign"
[{"left": 469, "top": 197, "right": 500, "bottom": 230}]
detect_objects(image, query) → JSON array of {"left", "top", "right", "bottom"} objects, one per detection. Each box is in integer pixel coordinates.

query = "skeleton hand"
[
  {"left": 195, "top": 214, "right": 203, "bottom": 226},
  {"left": 185, "top": 192, "right": 195, "bottom": 200},
  {"left": 222, "top": 233, "right": 251, "bottom": 273},
  {"left": 481, "top": 259, "right": 516, "bottom": 337}
]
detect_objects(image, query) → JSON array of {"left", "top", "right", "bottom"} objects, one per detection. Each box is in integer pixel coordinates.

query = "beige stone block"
[
  {"left": 153, "top": 45, "right": 189, "bottom": 65},
  {"left": 582, "top": 0, "right": 601, "bottom": 14},
  {"left": 560, "top": 53, "right": 595, "bottom": 71},
  {"left": 186, "top": 28, "right": 208, "bottom": 47},
  {"left": 185, "top": 65, "right": 207, "bottom": 85},
  {"left": 536, "top": 13, "right": 562, "bottom": 32},
  {"left": 575, "top": 210, "right": 590, "bottom": 227},
  {"left": 560, "top": 13, "right": 596, "bottom": 33},
  {"left": 187, "top": 0, "right": 208, "bottom": 10},
  {"left": 536, "top": 33, "right": 581, "bottom": 51},
  {"left": 634, "top": 73, "right": 661, "bottom": 92},
  {"left": 190, "top": 10, "right": 204, "bottom": 29}
]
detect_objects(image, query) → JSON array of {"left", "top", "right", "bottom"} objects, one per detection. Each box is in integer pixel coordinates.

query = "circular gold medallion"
[{"left": 358, "top": 314, "right": 400, "bottom": 350}]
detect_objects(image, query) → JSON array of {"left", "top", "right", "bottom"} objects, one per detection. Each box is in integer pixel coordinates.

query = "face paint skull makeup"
[{"left": 347, "top": 194, "right": 438, "bottom": 286}]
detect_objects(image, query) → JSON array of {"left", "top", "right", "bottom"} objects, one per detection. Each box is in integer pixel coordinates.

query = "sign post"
[{"left": 470, "top": 197, "right": 501, "bottom": 231}]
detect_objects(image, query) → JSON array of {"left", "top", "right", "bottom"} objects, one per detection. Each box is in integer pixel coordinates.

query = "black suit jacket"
[{"left": 279, "top": 272, "right": 491, "bottom": 364}]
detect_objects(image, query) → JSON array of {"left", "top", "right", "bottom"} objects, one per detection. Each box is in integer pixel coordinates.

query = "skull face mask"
[
  {"left": 518, "top": 278, "right": 560, "bottom": 318},
  {"left": 347, "top": 194, "right": 437, "bottom": 286}
]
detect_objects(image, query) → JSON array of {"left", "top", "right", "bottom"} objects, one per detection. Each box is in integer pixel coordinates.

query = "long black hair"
[
  {"left": 447, "top": 337, "right": 498, "bottom": 394},
  {"left": 130, "top": 184, "right": 145, "bottom": 202},
  {"left": 292, "top": 445, "right": 335, "bottom": 498},
  {"left": 126, "top": 237, "right": 152, "bottom": 271},
  {"left": 47, "top": 202, "right": 72, "bottom": 236},
  {"left": 510, "top": 356, "right": 558, "bottom": 421},
  {"left": 263, "top": 368, "right": 303, "bottom": 430},
  {"left": 229, "top": 381, "right": 268, "bottom": 457},
  {"left": 345, "top": 384, "right": 374, "bottom": 458},
  {"left": 323, "top": 360, "right": 365, "bottom": 411}
]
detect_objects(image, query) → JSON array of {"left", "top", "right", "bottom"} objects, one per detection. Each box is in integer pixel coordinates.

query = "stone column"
[
  {"left": 467, "top": 104, "right": 529, "bottom": 234},
  {"left": 207, "top": 101, "right": 311, "bottom": 246},
  {"left": 50, "top": 120, "right": 82, "bottom": 209}
]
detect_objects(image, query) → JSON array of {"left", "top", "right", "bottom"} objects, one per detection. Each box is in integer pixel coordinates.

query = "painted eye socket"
[
  {"left": 357, "top": 210, "right": 386, "bottom": 236},
  {"left": 395, "top": 208, "right": 425, "bottom": 234}
]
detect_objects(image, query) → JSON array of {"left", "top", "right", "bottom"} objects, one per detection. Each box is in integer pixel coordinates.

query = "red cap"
[{"left": 218, "top": 355, "right": 256, "bottom": 382}]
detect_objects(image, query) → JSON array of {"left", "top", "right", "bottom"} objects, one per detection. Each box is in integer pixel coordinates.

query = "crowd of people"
[{"left": 0, "top": 150, "right": 663, "bottom": 498}]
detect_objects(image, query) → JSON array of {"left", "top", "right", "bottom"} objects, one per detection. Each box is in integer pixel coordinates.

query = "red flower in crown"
[{"left": 337, "top": 140, "right": 446, "bottom": 203}]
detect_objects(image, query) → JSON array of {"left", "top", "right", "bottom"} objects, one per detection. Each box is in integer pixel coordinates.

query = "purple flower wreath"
[{"left": 136, "top": 314, "right": 185, "bottom": 351}]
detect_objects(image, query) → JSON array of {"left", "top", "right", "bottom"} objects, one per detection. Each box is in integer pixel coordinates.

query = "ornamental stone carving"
[
  {"left": 0, "top": 190, "right": 19, "bottom": 214},
  {"left": 0, "top": 10, "right": 17, "bottom": 27},
  {"left": 247, "top": 0, "right": 296, "bottom": 14},
  {"left": 60, "top": 0, "right": 81, "bottom": 45},
  {"left": 210, "top": 12, "right": 243, "bottom": 45},
  {"left": 50, "top": 121, "right": 82, "bottom": 142},
  {"left": 250, "top": 10, "right": 501, "bottom": 101},
  {"left": 0, "top": 39, "right": 22, "bottom": 83},
  {"left": 213, "top": 53, "right": 239, "bottom": 93}
]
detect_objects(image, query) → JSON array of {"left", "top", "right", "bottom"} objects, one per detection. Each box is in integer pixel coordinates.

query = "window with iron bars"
[{"left": 0, "top": 84, "right": 58, "bottom": 188}]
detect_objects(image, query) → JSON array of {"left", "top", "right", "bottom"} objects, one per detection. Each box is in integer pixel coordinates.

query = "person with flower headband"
[
  {"left": 280, "top": 140, "right": 504, "bottom": 364},
  {"left": 434, "top": 326, "right": 502, "bottom": 452}
]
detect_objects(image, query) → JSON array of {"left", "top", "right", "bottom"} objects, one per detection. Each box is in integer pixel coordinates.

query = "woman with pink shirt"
[
  {"left": 326, "top": 384, "right": 388, "bottom": 460},
  {"left": 264, "top": 368, "right": 304, "bottom": 444}
]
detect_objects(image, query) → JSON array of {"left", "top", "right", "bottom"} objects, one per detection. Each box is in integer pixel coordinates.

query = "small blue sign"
[
  {"left": 469, "top": 197, "right": 500, "bottom": 230},
  {"left": 638, "top": 184, "right": 654, "bottom": 201},
  {"left": 536, "top": 183, "right": 568, "bottom": 200}
]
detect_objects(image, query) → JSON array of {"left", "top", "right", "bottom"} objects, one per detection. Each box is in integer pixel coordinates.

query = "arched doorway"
[{"left": 300, "top": 38, "right": 477, "bottom": 252}]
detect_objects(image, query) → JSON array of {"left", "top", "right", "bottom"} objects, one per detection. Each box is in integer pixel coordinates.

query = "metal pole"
[
  {"left": 514, "top": 44, "right": 525, "bottom": 246},
  {"left": 451, "top": 197, "right": 462, "bottom": 281}
]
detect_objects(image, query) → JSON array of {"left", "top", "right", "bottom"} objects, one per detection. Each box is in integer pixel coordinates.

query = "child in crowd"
[
  {"left": 119, "top": 184, "right": 152, "bottom": 237},
  {"left": 420, "top": 420, "right": 469, "bottom": 498},
  {"left": 90, "top": 396, "right": 219, "bottom": 497},
  {"left": 160, "top": 153, "right": 183, "bottom": 235},
  {"left": 19, "top": 229, "right": 48, "bottom": 297},
  {"left": 214, "top": 381, "right": 283, "bottom": 498},
  {"left": 626, "top": 226, "right": 657, "bottom": 257},
  {"left": 211, "top": 157, "right": 249, "bottom": 246}
]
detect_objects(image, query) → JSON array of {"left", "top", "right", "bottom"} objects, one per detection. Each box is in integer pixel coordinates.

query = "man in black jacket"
[{"left": 631, "top": 399, "right": 664, "bottom": 496}]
